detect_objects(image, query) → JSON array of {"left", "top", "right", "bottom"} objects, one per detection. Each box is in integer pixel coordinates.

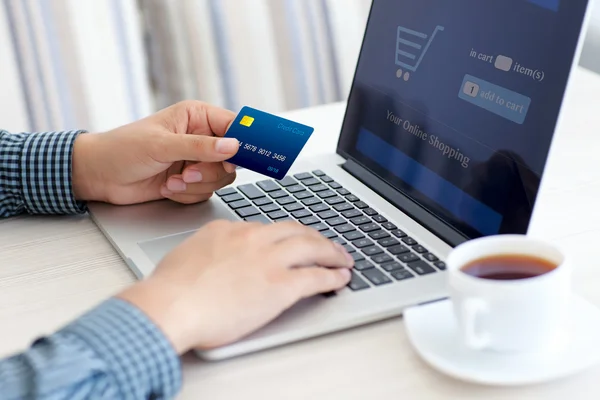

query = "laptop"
[{"left": 89, "top": 0, "right": 592, "bottom": 360}]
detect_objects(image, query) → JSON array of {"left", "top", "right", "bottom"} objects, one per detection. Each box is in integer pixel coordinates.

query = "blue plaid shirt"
[{"left": 0, "top": 130, "right": 182, "bottom": 399}]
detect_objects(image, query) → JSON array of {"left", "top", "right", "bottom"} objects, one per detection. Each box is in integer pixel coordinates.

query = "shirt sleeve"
[
  {"left": 0, "top": 129, "right": 88, "bottom": 217},
  {"left": 0, "top": 298, "right": 183, "bottom": 400}
]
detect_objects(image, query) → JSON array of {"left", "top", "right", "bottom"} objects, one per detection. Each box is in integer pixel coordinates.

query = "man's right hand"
[{"left": 117, "top": 220, "right": 354, "bottom": 354}]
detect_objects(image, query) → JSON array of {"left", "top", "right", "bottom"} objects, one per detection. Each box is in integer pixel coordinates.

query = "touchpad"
[{"left": 138, "top": 230, "right": 197, "bottom": 265}]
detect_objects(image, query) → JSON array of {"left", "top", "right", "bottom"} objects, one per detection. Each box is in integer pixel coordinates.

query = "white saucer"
[{"left": 403, "top": 294, "right": 600, "bottom": 386}]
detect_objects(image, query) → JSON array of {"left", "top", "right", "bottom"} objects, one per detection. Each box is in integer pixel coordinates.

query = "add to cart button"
[{"left": 458, "top": 74, "right": 531, "bottom": 125}]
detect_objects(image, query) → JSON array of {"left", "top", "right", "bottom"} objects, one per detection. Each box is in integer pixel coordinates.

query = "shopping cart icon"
[{"left": 395, "top": 24, "right": 444, "bottom": 81}]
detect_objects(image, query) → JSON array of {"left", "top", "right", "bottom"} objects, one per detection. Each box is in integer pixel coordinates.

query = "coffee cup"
[{"left": 447, "top": 234, "right": 571, "bottom": 353}]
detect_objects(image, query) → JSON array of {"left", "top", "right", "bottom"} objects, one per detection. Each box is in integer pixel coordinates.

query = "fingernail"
[
  {"left": 167, "top": 178, "right": 187, "bottom": 192},
  {"left": 216, "top": 138, "right": 239, "bottom": 154},
  {"left": 183, "top": 170, "right": 203, "bottom": 183},
  {"left": 339, "top": 268, "right": 351, "bottom": 280},
  {"left": 160, "top": 185, "right": 172, "bottom": 197},
  {"left": 223, "top": 161, "right": 237, "bottom": 173},
  {"left": 334, "top": 242, "right": 354, "bottom": 264}
]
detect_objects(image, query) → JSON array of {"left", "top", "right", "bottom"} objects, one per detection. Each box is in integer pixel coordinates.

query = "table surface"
[{"left": 3, "top": 66, "right": 600, "bottom": 399}]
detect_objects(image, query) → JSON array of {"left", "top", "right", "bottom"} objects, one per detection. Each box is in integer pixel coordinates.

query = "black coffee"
[{"left": 461, "top": 254, "right": 557, "bottom": 280}]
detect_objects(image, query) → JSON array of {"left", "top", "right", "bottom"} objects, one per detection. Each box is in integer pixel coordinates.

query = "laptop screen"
[{"left": 337, "top": 0, "right": 588, "bottom": 239}]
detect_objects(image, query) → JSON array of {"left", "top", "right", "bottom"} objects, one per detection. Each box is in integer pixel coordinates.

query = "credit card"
[{"left": 224, "top": 106, "right": 314, "bottom": 180}]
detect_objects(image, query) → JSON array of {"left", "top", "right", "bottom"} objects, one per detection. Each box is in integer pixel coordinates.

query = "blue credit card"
[{"left": 224, "top": 106, "right": 314, "bottom": 180}]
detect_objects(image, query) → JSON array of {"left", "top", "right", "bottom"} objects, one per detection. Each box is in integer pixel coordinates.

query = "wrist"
[{"left": 72, "top": 133, "right": 106, "bottom": 202}]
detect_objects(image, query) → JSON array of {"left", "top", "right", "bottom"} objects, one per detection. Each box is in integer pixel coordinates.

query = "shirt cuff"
[
  {"left": 60, "top": 297, "right": 182, "bottom": 399},
  {"left": 20, "top": 130, "right": 88, "bottom": 215}
]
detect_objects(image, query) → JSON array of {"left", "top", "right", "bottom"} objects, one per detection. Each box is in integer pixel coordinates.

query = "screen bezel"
[{"left": 335, "top": 0, "right": 592, "bottom": 245}]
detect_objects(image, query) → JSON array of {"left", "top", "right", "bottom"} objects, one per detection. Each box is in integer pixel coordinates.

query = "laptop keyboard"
[{"left": 215, "top": 170, "right": 446, "bottom": 291}]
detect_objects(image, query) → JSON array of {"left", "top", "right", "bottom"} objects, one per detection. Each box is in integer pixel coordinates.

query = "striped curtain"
[{"left": 0, "top": 0, "right": 371, "bottom": 132}]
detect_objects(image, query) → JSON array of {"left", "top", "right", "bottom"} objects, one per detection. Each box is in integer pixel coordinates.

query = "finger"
[
  {"left": 174, "top": 100, "right": 236, "bottom": 137},
  {"left": 223, "top": 161, "right": 237, "bottom": 174},
  {"left": 270, "top": 234, "right": 354, "bottom": 269},
  {"left": 165, "top": 173, "right": 236, "bottom": 195},
  {"left": 254, "top": 220, "right": 325, "bottom": 244},
  {"left": 160, "top": 189, "right": 213, "bottom": 205},
  {"left": 180, "top": 161, "right": 233, "bottom": 184},
  {"left": 162, "top": 134, "right": 239, "bottom": 163},
  {"left": 287, "top": 267, "right": 352, "bottom": 300}
]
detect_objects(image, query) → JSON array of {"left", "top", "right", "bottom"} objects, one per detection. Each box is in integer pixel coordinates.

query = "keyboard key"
[
  {"left": 343, "top": 244, "right": 355, "bottom": 253},
  {"left": 309, "top": 184, "right": 329, "bottom": 192},
  {"left": 222, "top": 193, "right": 244, "bottom": 203},
  {"left": 343, "top": 231, "right": 365, "bottom": 241},
  {"left": 378, "top": 238, "right": 399, "bottom": 247},
  {"left": 369, "top": 230, "right": 390, "bottom": 240},
  {"left": 284, "top": 202, "right": 303, "bottom": 212},
  {"left": 391, "top": 269, "right": 414, "bottom": 281},
  {"left": 382, "top": 222, "right": 397, "bottom": 230},
  {"left": 268, "top": 210, "right": 289, "bottom": 220},
  {"left": 381, "top": 262, "right": 404, "bottom": 272},
  {"left": 335, "top": 224, "right": 356, "bottom": 234},
  {"left": 321, "top": 230, "right": 337, "bottom": 239},
  {"left": 407, "top": 260, "right": 436, "bottom": 275},
  {"left": 342, "top": 209, "right": 362, "bottom": 219},
  {"left": 300, "top": 216, "right": 320, "bottom": 225},
  {"left": 277, "top": 196, "right": 296, "bottom": 206},
  {"left": 260, "top": 204, "right": 280, "bottom": 213},
  {"left": 354, "top": 201, "right": 369, "bottom": 209},
  {"left": 423, "top": 253, "right": 439, "bottom": 262},
  {"left": 359, "top": 223, "right": 379, "bottom": 232},
  {"left": 372, "top": 254, "right": 393, "bottom": 264},
  {"left": 294, "top": 172, "right": 313, "bottom": 180},
  {"left": 253, "top": 197, "right": 272, "bottom": 206},
  {"left": 278, "top": 216, "right": 293, "bottom": 222},
  {"left": 412, "top": 245, "right": 428, "bottom": 254},
  {"left": 354, "top": 260, "right": 375, "bottom": 271},
  {"left": 434, "top": 261, "right": 446, "bottom": 270},
  {"left": 372, "top": 215, "right": 388, "bottom": 223},
  {"left": 362, "top": 246, "right": 383, "bottom": 256},
  {"left": 331, "top": 237, "right": 346, "bottom": 245},
  {"left": 362, "top": 269, "right": 392, "bottom": 286},
  {"left": 329, "top": 182, "right": 342, "bottom": 189},
  {"left": 326, "top": 217, "right": 346, "bottom": 226},
  {"left": 348, "top": 272, "right": 369, "bottom": 291},
  {"left": 317, "top": 190, "right": 337, "bottom": 199},
  {"left": 310, "top": 203, "right": 330, "bottom": 213},
  {"left": 320, "top": 175, "right": 334, "bottom": 183},
  {"left": 302, "top": 177, "right": 321, "bottom": 186},
  {"left": 257, "top": 180, "right": 280, "bottom": 192},
  {"left": 334, "top": 202, "right": 354, "bottom": 212},
  {"left": 295, "top": 191, "right": 314, "bottom": 200},
  {"left": 244, "top": 214, "right": 271, "bottom": 224},
  {"left": 312, "top": 169, "right": 325, "bottom": 176},
  {"left": 311, "top": 223, "right": 329, "bottom": 232},
  {"left": 398, "top": 252, "right": 420, "bottom": 263},
  {"left": 402, "top": 236, "right": 418, "bottom": 245},
  {"left": 237, "top": 184, "right": 265, "bottom": 200},
  {"left": 363, "top": 208, "right": 378, "bottom": 216},
  {"left": 278, "top": 176, "right": 297, "bottom": 187},
  {"left": 302, "top": 197, "right": 321, "bottom": 206},
  {"left": 337, "top": 188, "right": 351, "bottom": 196},
  {"left": 292, "top": 209, "right": 312, "bottom": 219},
  {"left": 391, "top": 229, "right": 407, "bottom": 238},
  {"left": 229, "top": 199, "right": 251, "bottom": 209},
  {"left": 216, "top": 187, "right": 236, "bottom": 197},
  {"left": 286, "top": 185, "right": 305, "bottom": 193},
  {"left": 325, "top": 196, "right": 345, "bottom": 205},
  {"left": 236, "top": 206, "right": 260, "bottom": 218},
  {"left": 269, "top": 190, "right": 288, "bottom": 199},
  {"left": 352, "top": 238, "right": 374, "bottom": 248},
  {"left": 351, "top": 252, "right": 365, "bottom": 262},
  {"left": 350, "top": 216, "right": 371, "bottom": 225},
  {"left": 388, "top": 244, "right": 410, "bottom": 255},
  {"left": 318, "top": 210, "right": 338, "bottom": 219},
  {"left": 345, "top": 195, "right": 360, "bottom": 202}
]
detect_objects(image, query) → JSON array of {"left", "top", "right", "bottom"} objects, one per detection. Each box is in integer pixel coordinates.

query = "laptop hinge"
[{"left": 341, "top": 159, "right": 468, "bottom": 247}]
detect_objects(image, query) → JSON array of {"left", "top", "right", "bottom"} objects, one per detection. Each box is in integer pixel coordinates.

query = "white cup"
[{"left": 447, "top": 234, "right": 571, "bottom": 354}]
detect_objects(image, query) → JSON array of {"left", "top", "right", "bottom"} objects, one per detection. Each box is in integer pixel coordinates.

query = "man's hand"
[
  {"left": 72, "top": 100, "right": 239, "bottom": 205},
  {"left": 117, "top": 220, "right": 354, "bottom": 354}
]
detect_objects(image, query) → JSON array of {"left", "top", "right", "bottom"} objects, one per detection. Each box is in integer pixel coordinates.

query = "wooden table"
[{"left": 2, "top": 66, "right": 600, "bottom": 399}]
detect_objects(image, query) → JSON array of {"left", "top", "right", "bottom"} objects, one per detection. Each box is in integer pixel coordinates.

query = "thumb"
[{"left": 162, "top": 134, "right": 239, "bottom": 162}]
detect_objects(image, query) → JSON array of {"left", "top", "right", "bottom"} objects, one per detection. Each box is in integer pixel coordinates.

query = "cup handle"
[{"left": 462, "top": 298, "right": 490, "bottom": 350}]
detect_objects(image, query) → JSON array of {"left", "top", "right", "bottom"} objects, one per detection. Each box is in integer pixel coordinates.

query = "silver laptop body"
[{"left": 89, "top": 0, "right": 592, "bottom": 360}]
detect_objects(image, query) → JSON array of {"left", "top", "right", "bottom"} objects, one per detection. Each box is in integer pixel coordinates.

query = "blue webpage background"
[{"left": 339, "top": 0, "right": 587, "bottom": 237}]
